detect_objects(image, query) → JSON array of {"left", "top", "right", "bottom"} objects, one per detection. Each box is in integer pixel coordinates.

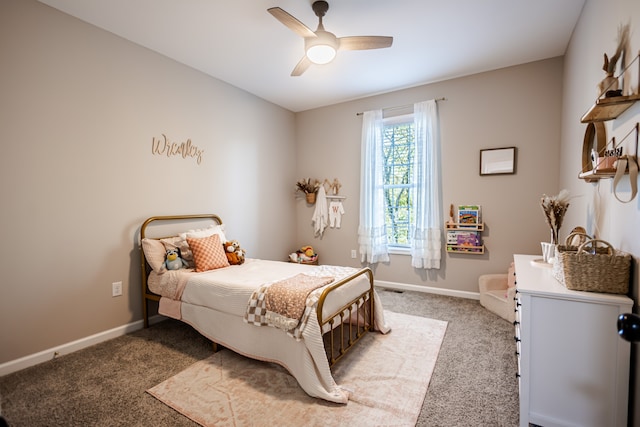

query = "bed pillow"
[
  {"left": 187, "top": 234, "right": 230, "bottom": 272},
  {"left": 141, "top": 238, "right": 167, "bottom": 273},
  {"left": 179, "top": 224, "right": 226, "bottom": 243}
]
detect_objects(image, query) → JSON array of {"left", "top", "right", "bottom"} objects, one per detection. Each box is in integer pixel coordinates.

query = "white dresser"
[{"left": 514, "top": 254, "right": 632, "bottom": 427}]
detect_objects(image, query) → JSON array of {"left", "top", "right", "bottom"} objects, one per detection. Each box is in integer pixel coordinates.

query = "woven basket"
[
  {"left": 555, "top": 239, "right": 631, "bottom": 294},
  {"left": 552, "top": 231, "right": 593, "bottom": 283},
  {"left": 305, "top": 192, "right": 316, "bottom": 204}
]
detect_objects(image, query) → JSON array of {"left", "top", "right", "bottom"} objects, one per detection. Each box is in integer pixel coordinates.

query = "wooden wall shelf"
[
  {"left": 581, "top": 53, "right": 640, "bottom": 123},
  {"left": 581, "top": 93, "right": 640, "bottom": 123},
  {"left": 578, "top": 169, "right": 618, "bottom": 181},
  {"left": 578, "top": 123, "right": 638, "bottom": 182},
  {"left": 445, "top": 222, "right": 484, "bottom": 231},
  {"left": 446, "top": 244, "right": 485, "bottom": 254}
]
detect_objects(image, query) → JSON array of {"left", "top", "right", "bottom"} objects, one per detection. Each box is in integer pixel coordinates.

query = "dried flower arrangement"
[
  {"left": 295, "top": 178, "right": 320, "bottom": 195},
  {"left": 540, "top": 189, "right": 571, "bottom": 245}
]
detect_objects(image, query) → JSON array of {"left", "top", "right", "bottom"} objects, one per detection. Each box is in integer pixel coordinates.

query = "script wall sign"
[{"left": 151, "top": 134, "right": 204, "bottom": 165}]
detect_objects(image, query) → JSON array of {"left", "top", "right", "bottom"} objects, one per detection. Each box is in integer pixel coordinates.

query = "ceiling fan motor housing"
[{"left": 312, "top": 1, "right": 329, "bottom": 18}]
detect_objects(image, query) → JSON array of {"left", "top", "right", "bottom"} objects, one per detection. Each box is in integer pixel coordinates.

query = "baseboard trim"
[
  {"left": 0, "top": 315, "right": 165, "bottom": 377},
  {"left": 375, "top": 280, "right": 480, "bottom": 300}
]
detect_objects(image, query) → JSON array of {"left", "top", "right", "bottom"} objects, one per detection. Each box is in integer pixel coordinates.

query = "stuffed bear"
[
  {"left": 223, "top": 240, "right": 246, "bottom": 265},
  {"left": 165, "top": 248, "right": 188, "bottom": 270}
]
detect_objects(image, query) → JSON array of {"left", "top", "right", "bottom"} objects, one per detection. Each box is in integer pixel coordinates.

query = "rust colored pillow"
[{"left": 186, "top": 234, "right": 230, "bottom": 272}]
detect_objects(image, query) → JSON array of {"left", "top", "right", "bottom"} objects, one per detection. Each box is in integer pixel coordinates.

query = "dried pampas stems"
[{"left": 540, "top": 189, "right": 571, "bottom": 245}]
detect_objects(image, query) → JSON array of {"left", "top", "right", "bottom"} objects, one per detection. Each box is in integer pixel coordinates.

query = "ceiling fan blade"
[
  {"left": 339, "top": 36, "right": 393, "bottom": 51},
  {"left": 291, "top": 56, "right": 312, "bottom": 76},
  {"left": 267, "top": 7, "right": 317, "bottom": 39}
]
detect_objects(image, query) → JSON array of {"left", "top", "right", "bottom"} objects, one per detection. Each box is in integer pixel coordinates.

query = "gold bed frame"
[{"left": 139, "top": 214, "right": 375, "bottom": 367}]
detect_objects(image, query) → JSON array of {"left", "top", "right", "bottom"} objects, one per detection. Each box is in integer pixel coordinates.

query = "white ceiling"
[{"left": 38, "top": 0, "right": 585, "bottom": 112}]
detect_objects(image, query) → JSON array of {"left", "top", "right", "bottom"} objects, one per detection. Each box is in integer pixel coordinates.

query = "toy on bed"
[
  {"left": 224, "top": 240, "right": 246, "bottom": 265},
  {"left": 165, "top": 248, "right": 188, "bottom": 270}
]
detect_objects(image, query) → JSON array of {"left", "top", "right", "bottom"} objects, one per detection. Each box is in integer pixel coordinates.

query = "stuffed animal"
[
  {"left": 289, "top": 246, "right": 317, "bottom": 263},
  {"left": 223, "top": 240, "right": 246, "bottom": 265},
  {"left": 165, "top": 248, "right": 188, "bottom": 270}
]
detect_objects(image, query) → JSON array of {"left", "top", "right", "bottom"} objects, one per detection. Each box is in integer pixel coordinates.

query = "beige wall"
[
  {"left": 0, "top": 0, "right": 297, "bottom": 363},
  {"left": 295, "top": 58, "right": 564, "bottom": 293},
  {"left": 559, "top": 0, "right": 640, "bottom": 422}
]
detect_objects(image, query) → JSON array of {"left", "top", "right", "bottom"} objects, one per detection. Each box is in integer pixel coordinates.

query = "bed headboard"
[
  {"left": 139, "top": 214, "right": 223, "bottom": 327},
  {"left": 140, "top": 214, "right": 223, "bottom": 240}
]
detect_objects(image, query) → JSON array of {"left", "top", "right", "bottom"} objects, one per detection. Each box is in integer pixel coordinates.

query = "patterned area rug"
[{"left": 147, "top": 311, "right": 447, "bottom": 427}]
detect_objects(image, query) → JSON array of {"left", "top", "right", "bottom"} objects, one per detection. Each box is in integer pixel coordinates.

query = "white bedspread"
[{"left": 147, "top": 258, "right": 390, "bottom": 403}]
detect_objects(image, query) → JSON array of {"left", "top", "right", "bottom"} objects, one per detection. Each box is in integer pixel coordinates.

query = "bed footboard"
[{"left": 316, "top": 268, "right": 375, "bottom": 367}]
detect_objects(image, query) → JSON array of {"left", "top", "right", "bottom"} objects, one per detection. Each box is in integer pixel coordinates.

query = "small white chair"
[{"left": 479, "top": 264, "right": 516, "bottom": 323}]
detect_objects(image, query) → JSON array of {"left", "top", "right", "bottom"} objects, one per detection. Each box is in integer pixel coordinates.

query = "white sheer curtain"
[
  {"left": 410, "top": 100, "right": 442, "bottom": 269},
  {"left": 358, "top": 109, "right": 390, "bottom": 264}
]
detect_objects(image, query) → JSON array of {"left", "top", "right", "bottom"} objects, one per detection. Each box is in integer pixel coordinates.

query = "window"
[
  {"left": 358, "top": 100, "right": 442, "bottom": 269},
  {"left": 382, "top": 114, "right": 415, "bottom": 248}
]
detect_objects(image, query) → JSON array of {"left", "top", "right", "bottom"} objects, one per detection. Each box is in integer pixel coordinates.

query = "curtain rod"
[{"left": 355, "top": 97, "right": 446, "bottom": 116}]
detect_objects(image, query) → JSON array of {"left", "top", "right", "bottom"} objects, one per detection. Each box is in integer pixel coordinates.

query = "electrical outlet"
[
  {"left": 112, "top": 281, "right": 123, "bottom": 297},
  {"left": 351, "top": 249, "right": 357, "bottom": 259}
]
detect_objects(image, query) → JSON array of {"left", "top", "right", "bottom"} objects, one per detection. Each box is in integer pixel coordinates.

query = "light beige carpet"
[{"left": 147, "top": 311, "right": 447, "bottom": 427}]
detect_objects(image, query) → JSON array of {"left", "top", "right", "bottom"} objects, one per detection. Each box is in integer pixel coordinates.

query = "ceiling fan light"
[
  {"left": 306, "top": 44, "right": 336, "bottom": 64},
  {"left": 304, "top": 30, "right": 338, "bottom": 65}
]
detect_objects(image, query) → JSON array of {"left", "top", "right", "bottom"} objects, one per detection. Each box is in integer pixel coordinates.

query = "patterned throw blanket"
[{"left": 244, "top": 273, "right": 334, "bottom": 340}]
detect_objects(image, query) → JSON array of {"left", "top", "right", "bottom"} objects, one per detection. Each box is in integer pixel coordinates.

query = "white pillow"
[{"left": 179, "top": 224, "right": 227, "bottom": 243}]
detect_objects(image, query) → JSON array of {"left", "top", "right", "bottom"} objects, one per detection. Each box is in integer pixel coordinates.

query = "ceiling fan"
[{"left": 267, "top": 1, "right": 393, "bottom": 76}]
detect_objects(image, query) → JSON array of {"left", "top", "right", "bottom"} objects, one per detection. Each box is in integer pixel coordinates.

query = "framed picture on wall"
[{"left": 479, "top": 147, "right": 517, "bottom": 175}]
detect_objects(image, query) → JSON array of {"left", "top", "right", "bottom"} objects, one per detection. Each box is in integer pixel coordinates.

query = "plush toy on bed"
[
  {"left": 224, "top": 240, "right": 246, "bottom": 265},
  {"left": 165, "top": 248, "right": 188, "bottom": 270}
]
